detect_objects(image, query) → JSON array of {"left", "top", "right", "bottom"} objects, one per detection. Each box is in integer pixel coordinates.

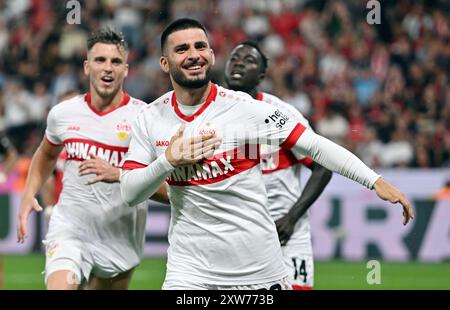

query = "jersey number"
[{"left": 292, "top": 258, "right": 308, "bottom": 283}]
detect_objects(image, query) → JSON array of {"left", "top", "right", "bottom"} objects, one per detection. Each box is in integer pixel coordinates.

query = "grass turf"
[{"left": 1, "top": 254, "right": 448, "bottom": 290}]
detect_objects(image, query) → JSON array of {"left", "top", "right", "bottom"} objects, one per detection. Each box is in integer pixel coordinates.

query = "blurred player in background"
[
  {"left": 17, "top": 29, "right": 166, "bottom": 290},
  {"left": 120, "top": 18, "right": 414, "bottom": 290},
  {"left": 225, "top": 41, "right": 332, "bottom": 289},
  {"left": 0, "top": 132, "right": 18, "bottom": 183}
]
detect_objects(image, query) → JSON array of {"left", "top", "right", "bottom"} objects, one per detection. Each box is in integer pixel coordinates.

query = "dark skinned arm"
[{"left": 275, "top": 162, "right": 332, "bottom": 245}]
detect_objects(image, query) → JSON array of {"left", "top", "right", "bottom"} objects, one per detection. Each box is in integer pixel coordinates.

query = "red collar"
[
  {"left": 85, "top": 91, "right": 130, "bottom": 116},
  {"left": 171, "top": 83, "right": 218, "bottom": 122}
]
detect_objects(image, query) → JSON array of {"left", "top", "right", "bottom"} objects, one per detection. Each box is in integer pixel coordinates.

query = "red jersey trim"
[
  {"left": 262, "top": 150, "right": 314, "bottom": 174},
  {"left": 256, "top": 94, "right": 312, "bottom": 171},
  {"left": 63, "top": 138, "right": 129, "bottom": 167},
  {"left": 122, "top": 160, "right": 148, "bottom": 170},
  {"left": 45, "top": 135, "right": 63, "bottom": 147},
  {"left": 280, "top": 123, "right": 307, "bottom": 149},
  {"left": 256, "top": 91, "right": 264, "bottom": 101},
  {"left": 85, "top": 91, "right": 130, "bottom": 116},
  {"left": 63, "top": 138, "right": 129, "bottom": 152},
  {"left": 171, "top": 83, "right": 218, "bottom": 122},
  {"left": 292, "top": 285, "right": 313, "bottom": 290},
  {"left": 299, "top": 157, "right": 314, "bottom": 167},
  {"left": 167, "top": 144, "right": 260, "bottom": 186},
  {"left": 262, "top": 149, "right": 298, "bottom": 174}
]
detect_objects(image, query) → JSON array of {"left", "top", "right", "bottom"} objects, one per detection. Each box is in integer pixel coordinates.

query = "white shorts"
[
  {"left": 43, "top": 229, "right": 139, "bottom": 285},
  {"left": 281, "top": 253, "right": 314, "bottom": 290},
  {"left": 162, "top": 277, "right": 292, "bottom": 290},
  {"left": 43, "top": 238, "right": 128, "bottom": 285},
  {"left": 43, "top": 207, "right": 143, "bottom": 285}
]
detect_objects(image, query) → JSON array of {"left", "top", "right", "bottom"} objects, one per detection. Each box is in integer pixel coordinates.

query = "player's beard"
[
  {"left": 93, "top": 80, "right": 120, "bottom": 99},
  {"left": 171, "top": 65, "right": 212, "bottom": 89}
]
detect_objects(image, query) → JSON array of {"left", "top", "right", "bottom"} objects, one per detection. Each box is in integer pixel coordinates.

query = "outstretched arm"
[
  {"left": 373, "top": 177, "right": 413, "bottom": 225},
  {"left": 290, "top": 128, "right": 414, "bottom": 225},
  {"left": 276, "top": 162, "right": 332, "bottom": 245},
  {"left": 17, "top": 139, "right": 63, "bottom": 242}
]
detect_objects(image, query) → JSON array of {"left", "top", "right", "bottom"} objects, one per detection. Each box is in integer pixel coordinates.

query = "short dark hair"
[
  {"left": 239, "top": 41, "right": 269, "bottom": 72},
  {"left": 160, "top": 18, "right": 208, "bottom": 54},
  {"left": 87, "top": 28, "right": 128, "bottom": 52}
]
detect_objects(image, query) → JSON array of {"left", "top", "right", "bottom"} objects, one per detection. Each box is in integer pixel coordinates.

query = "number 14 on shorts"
[{"left": 289, "top": 255, "right": 314, "bottom": 290}]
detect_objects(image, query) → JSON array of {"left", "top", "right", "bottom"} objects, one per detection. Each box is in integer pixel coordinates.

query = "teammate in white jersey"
[
  {"left": 17, "top": 29, "right": 166, "bottom": 290},
  {"left": 120, "top": 18, "right": 414, "bottom": 290},
  {"left": 225, "top": 42, "right": 332, "bottom": 289}
]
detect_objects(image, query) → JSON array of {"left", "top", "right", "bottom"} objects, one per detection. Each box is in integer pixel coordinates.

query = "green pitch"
[{"left": 1, "top": 254, "right": 449, "bottom": 290}]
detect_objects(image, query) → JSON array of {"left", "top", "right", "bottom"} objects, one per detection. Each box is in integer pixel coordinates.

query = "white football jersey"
[
  {"left": 257, "top": 92, "right": 314, "bottom": 253},
  {"left": 124, "top": 84, "right": 307, "bottom": 285},
  {"left": 45, "top": 93, "right": 148, "bottom": 272}
]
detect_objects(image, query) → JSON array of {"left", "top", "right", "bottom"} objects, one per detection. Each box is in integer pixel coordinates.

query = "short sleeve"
[
  {"left": 274, "top": 97, "right": 313, "bottom": 132},
  {"left": 123, "top": 111, "right": 157, "bottom": 167},
  {"left": 274, "top": 101, "right": 314, "bottom": 162},
  {"left": 290, "top": 109, "right": 312, "bottom": 131},
  {"left": 243, "top": 98, "right": 307, "bottom": 147},
  {"left": 45, "top": 107, "right": 62, "bottom": 146}
]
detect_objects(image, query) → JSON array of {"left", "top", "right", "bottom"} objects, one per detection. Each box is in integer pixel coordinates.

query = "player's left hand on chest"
[{"left": 79, "top": 154, "right": 119, "bottom": 184}]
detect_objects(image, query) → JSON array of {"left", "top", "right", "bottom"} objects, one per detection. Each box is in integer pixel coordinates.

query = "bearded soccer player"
[
  {"left": 120, "top": 18, "right": 414, "bottom": 290},
  {"left": 17, "top": 29, "right": 166, "bottom": 290},
  {"left": 225, "top": 42, "right": 332, "bottom": 289}
]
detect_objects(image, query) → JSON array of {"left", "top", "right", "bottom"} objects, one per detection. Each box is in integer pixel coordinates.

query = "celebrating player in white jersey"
[
  {"left": 17, "top": 29, "right": 166, "bottom": 290},
  {"left": 120, "top": 18, "right": 414, "bottom": 290},
  {"left": 225, "top": 42, "right": 332, "bottom": 289}
]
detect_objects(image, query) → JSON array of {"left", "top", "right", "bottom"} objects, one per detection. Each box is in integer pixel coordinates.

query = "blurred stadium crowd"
[{"left": 0, "top": 0, "right": 449, "bottom": 176}]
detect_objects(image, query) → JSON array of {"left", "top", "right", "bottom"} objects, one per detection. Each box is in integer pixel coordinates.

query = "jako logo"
[
  {"left": 67, "top": 125, "right": 80, "bottom": 131},
  {"left": 366, "top": 0, "right": 381, "bottom": 25},
  {"left": 156, "top": 140, "right": 170, "bottom": 147},
  {"left": 264, "top": 109, "right": 289, "bottom": 129}
]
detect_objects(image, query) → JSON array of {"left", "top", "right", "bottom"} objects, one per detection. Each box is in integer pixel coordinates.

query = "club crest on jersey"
[
  {"left": 116, "top": 120, "right": 131, "bottom": 140},
  {"left": 46, "top": 243, "right": 59, "bottom": 258},
  {"left": 264, "top": 109, "right": 289, "bottom": 128},
  {"left": 198, "top": 122, "right": 216, "bottom": 136}
]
